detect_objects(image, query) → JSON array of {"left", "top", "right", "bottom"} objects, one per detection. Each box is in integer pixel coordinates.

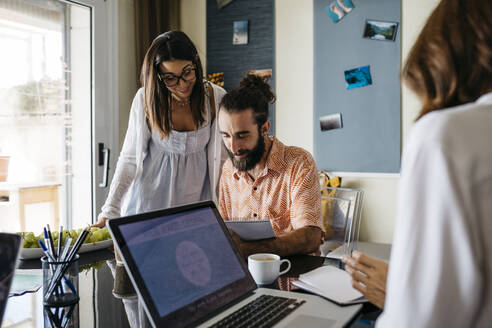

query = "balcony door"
[{"left": 0, "top": 0, "right": 118, "bottom": 233}]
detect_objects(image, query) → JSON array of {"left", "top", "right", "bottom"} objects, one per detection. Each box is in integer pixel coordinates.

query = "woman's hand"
[
  {"left": 91, "top": 217, "right": 108, "bottom": 228},
  {"left": 341, "top": 251, "right": 388, "bottom": 309}
]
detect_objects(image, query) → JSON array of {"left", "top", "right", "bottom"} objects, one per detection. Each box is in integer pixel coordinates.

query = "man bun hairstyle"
[{"left": 220, "top": 74, "right": 275, "bottom": 127}]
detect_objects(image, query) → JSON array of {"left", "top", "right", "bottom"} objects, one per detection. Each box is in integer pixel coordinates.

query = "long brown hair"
[
  {"left": 140, "top": 31, "right": 205, "bottom": 138},
  {"left": 402, "top": 0, "right": 492, "bottom": 120}
]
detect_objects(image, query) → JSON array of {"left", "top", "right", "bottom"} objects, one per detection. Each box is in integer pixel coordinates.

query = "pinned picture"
[
  {"left": 325, "top": 0, "right": 355, "bottom": 23},
  {"left": 248, "top": 69, "right": 272, "bottom": 82},
  {"left": 344, "top": 65, "right": 372, "bottom": 90},
  {"left": 363, "top": 20, "right": 399, "bottom": 41},
  {"left": 216, "top": 0, "right": 233, "bottom": 9},
  {"left": 207, "top": 72, "right": 224, "bottom": 87},
  {"left": 320, "top": 113, "right": 343, "bottom": 132},
  {"left": 233, "top": 20, "right": 248, "bottom": 45}
]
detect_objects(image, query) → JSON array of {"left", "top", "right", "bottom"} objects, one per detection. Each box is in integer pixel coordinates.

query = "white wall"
[
  {"left": 275, "top": 1, "right": 314, "bottom": 151},
  {"left": 181, "top": 0, "right": 207, "bottom": 73},
  {"left": 169, "top": 0, "right": 441, "bottom": 243}
]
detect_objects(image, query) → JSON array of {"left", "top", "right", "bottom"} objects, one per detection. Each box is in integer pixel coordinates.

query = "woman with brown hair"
[
  {"left": 95, "top": 30, "right": 226, "bottom": 227},
  {"left": 342, "top": 0, "right": 492, "bottom": 326}
]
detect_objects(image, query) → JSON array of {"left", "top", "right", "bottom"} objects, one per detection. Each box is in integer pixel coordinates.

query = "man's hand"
[{"left": 341, "top": 251, "right": 388, "bottom": 309}]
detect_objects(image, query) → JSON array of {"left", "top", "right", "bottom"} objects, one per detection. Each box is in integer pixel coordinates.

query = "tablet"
[{"left": 225, "top": 220, "right": 276, "bottom": 241}]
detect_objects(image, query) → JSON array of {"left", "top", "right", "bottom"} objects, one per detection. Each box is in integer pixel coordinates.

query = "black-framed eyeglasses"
[{"left": 158, "top": 65, "right": 196, "bottom": 87}]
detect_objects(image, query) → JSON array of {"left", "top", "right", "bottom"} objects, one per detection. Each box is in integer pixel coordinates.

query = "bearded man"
[{"left": 217, "top": 74, "right": 323, "bottom": 258}]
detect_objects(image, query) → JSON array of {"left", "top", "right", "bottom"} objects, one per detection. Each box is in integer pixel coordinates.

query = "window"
[{"left": 0, "top": 0, "right": 112, "bottom": 234}]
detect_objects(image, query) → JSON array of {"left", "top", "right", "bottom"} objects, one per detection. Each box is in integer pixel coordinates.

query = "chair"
[{"left": 319, "top": 187, "right": 364, "bottom": 257}]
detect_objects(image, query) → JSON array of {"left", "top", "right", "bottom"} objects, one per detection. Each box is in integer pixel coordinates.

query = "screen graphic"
[{"left": 119, "top": 207, "right": 246, "bottom": 317}]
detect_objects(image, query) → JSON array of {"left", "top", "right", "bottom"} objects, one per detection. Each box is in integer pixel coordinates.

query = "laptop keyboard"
[{"left": 208, "top": 295, "right": 306, "bottom": 328}]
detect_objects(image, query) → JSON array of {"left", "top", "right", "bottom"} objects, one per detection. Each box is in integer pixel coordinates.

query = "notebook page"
[{"left": 297, "top": 266, "right": 364, "bottom": 304}]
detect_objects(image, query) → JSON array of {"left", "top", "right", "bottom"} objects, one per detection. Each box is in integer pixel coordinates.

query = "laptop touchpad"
[{"left": 283, "top": 315, "right": 335, "bottom": 328}]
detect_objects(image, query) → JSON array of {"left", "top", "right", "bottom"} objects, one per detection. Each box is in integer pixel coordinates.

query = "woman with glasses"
[{"left": 94, "top": 30, "right": 226, "bottom": 227}]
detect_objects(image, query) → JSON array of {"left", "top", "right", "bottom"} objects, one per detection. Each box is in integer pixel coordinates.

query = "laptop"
[
  {"left": 107, "top": 201, "right": 361, "bottom": 328},
  {"left": 0, "top": 233, "right": 22, "bottom": 325}
]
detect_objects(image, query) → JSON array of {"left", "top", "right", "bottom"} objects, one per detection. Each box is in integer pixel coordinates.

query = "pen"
[
  {"left": 64, "top": 226, "right": 89, "bottom": 263},
  {"left": 42, "top": 228, "right": 62, "bottom": 297},
  {"left": 47, "top": 224, "right": 56, "bottom": 259},
  {"left": 59, "top": 308, "right": 65, "bottom": 324},
  {"left": 38, "top": 239, "right": 61, "bottom": 297},
  {"left": 58, "top": 226, "right": 63, "bottom": 261},
  {"left": 44, "top": 306, "right": 59, "bottom": 328},
  {"left": 57, "top": 236, "right": 78, "bottom": 295},
  {"left": 43, "top": 228, "right": 53, "bottom": 259},
  {"left": 38, "top": 239, "right": 56, "bottom": 262},
  {"left": 61, "top": 303, "right": 75, "bottom": 328},
  {"left": 59, "top": 236, "right": 72, "bottom": 263}
]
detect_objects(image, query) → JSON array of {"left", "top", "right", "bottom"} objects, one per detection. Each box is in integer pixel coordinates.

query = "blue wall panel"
[
  {"left": 314, "top": 0, "right": 401, "bottom": 173},
  {"left": 206, "top": 0, "right": 275, "bottom": 133}
]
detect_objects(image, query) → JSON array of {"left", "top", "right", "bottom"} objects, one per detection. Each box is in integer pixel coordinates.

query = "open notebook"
[{"left": 292, "top": 266, "right": 367, "bottom": 305}]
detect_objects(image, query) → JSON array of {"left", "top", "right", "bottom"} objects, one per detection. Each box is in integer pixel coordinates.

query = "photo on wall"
[
  {"left": 344, "top": 65, "right": 372, "bottom": 90},
  {"left": 216, "top": 0, "right": 233, "bottom": 9},
  {"left": 248, "top": 69, "right": 272, "bottom": 82},
  {"left": 320, "top": 113, "right": 343, "bottom": 132},
  {"left": 363, "top": 20, "right": 399, "bottom": 41},
  {"left": 325, "top": 0, "right": 355, "bottom": 23},
  {"left": 233, "top": 20, "right": 249, "bottom": 45},
  {"left": 207, "top": 72, "right": 224, "bottom": 87}
]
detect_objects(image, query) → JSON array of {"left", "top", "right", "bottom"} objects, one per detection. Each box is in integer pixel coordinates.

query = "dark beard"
[{"left": 226, "top": 135, "right": 266, "bottom": 171}]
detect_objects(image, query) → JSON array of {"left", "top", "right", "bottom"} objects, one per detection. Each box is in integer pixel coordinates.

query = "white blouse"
[
  {"left": 99, "top": 82, "right": 227, "bottom": 221},
  {"left": 377, "top": 92, "right": 492, "bottom": 327}
]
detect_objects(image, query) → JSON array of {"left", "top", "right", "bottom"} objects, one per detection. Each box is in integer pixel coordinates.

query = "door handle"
[{"left": 98, "top": 143, "right": 110, "bottom": 188}]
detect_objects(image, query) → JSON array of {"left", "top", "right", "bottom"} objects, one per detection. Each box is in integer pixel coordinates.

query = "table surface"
[{"left": 4, "top": 243, "right": 391, "bottom": 328}]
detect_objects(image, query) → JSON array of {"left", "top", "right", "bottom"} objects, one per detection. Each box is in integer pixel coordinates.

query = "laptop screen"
[{"left": 109, "top": 202, "right": 257, "bottom": 327}]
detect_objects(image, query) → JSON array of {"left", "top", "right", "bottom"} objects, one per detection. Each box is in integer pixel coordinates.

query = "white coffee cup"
[{"left": 247, "top": 253, "right": 291, "bottom": 285}]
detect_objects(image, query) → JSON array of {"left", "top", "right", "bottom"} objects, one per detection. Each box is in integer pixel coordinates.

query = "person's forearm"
[
  {"left": 99, "top": 160, "right": 136, "bottom": 220},
  {"left": 239, "top": 226, "right": 323, "bottom": 258}
]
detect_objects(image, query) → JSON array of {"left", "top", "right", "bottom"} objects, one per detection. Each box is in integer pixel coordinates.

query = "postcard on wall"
[
  {"left": 233, "top": 20, "right": 249, "bottom": 45},
  {"left": 325, "top": 0, "right": 355, "bottom": 23},
  {"left": 320, "top": 113, "right": 343, "bottom": 132},
  {"left": 207, "top": 72, "right": 224, "bottom": 87},
  {"left": 216, "top": 0, "right": 233, "bottom": 9},
  {"left": 344, "top": 65, "right": 372, "bottom": 90},
  {"left": 363, "top": 20, "right": 399, "bottom": 41},
  {"left": 248, "top": 68, "right": 272, "bottom": 82}
]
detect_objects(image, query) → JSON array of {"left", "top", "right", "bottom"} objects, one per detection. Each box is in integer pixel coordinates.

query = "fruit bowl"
[
  {"left": 20, "top": 239, "right": 113, "bottom": 260},
  {"left": 19, "top": 227, "right": 113, "bottom": 260}
]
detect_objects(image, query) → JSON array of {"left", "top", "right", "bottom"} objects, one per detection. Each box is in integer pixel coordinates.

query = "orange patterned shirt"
[{"left": 218, "top": 137, "right": 322, "bottom": 236}]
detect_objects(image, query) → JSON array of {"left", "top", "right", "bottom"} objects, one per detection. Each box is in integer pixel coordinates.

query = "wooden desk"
[{"left": 0, "top": 182, "right": 61, "bottom": 231}]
